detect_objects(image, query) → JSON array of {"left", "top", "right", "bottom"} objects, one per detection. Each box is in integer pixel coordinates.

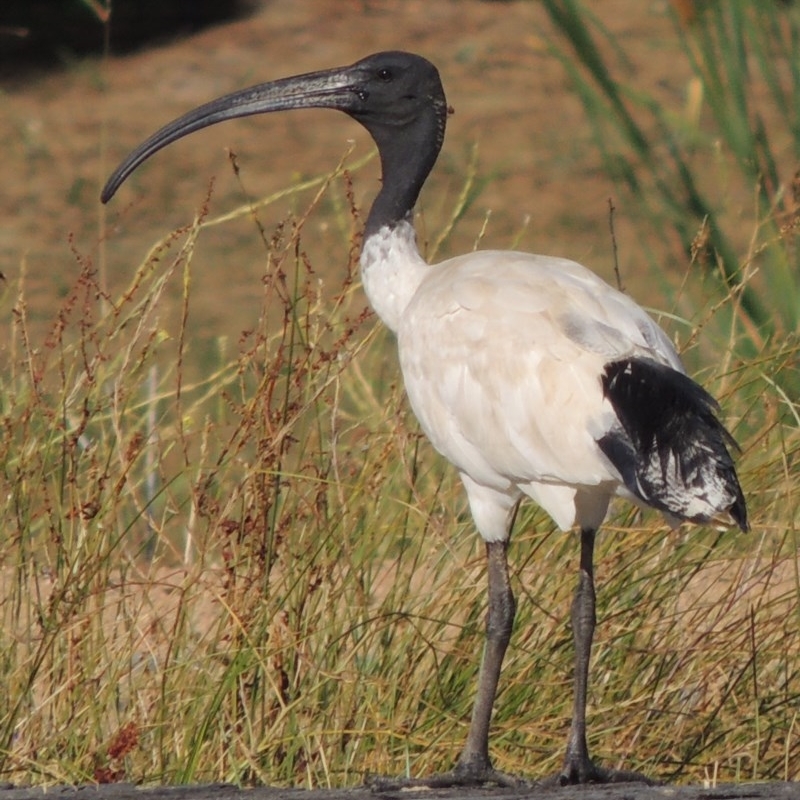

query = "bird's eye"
[{"left": 377, "top": 68, "right": 393, "bottom": 81}]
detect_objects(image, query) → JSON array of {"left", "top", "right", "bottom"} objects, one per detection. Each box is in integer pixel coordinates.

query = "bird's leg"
[
  {"left": 453, "top": 539, "right": 517, "bottom": 783},
  {"left": 368, "top": 539, "right": 523, "bottom": 790},
  {"left": 559, "top": 526, "right": 603, "bottom": 784},
  {"left": 557, "top": 527, "right": 652, "bottom": 786}
]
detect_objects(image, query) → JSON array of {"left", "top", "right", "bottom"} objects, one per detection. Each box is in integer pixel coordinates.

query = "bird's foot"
[
  {"left": 544, "top": 754, "right": 655, "bottom": 787},
  {"left": 368, "top": 759, "right": 530, "bottom": 792}
]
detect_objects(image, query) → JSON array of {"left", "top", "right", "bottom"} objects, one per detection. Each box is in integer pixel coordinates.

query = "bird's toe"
[
  {"left": 367, "top": 762, "right": 530, "bottom": 792},
  {"left": 548, "top": 758, "right": 654, "bottom": 787}
]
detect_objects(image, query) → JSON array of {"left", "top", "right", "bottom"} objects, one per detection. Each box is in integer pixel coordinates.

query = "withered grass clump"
[{"left": 0, "top": 152, "right": 798, "bottom": 789}]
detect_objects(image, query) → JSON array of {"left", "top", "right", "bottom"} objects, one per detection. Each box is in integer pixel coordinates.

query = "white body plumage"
[{"left": 362, "top": 220, "right": 702, "bottom": 541}]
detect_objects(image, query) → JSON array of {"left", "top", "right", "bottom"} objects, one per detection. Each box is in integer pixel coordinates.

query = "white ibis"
[{"left": 102, "top": 51, "right": 747, "bottom": 786}]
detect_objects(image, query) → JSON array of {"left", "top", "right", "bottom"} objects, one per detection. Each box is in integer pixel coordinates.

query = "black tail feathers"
[{"left": 598, "top": 358, "right": 748, "bottom": 532}]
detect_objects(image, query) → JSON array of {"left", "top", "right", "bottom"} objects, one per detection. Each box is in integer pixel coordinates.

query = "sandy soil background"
[{"left": 1, "top": 0, "right": 697, "bottom": 350}]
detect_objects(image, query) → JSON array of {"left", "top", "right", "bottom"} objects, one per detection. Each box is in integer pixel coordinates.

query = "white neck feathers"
[{"left": 359, "top": 219, "right": 430, "bottom": 334}]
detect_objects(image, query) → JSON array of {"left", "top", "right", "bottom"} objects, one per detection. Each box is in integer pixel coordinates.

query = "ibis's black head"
[
  {"left": 343, "top": 51, "right": 447, "bottom": 141},
  {"left": 101, "top": 51, "right": 448, "bottom": 233}
]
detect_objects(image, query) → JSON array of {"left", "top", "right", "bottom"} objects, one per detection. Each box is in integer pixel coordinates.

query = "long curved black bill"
[{"left": 101, "top": 63, "right": 364, "bottom": 203}]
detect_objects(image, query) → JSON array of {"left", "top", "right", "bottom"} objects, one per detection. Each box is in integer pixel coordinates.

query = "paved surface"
[{"left": 1, "top": 783, "right": 799, "bottom": 800}]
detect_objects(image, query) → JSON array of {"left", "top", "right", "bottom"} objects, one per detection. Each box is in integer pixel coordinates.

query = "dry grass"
[{"left": 2, "top": 16, "right": 800, "bottom": 780}]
